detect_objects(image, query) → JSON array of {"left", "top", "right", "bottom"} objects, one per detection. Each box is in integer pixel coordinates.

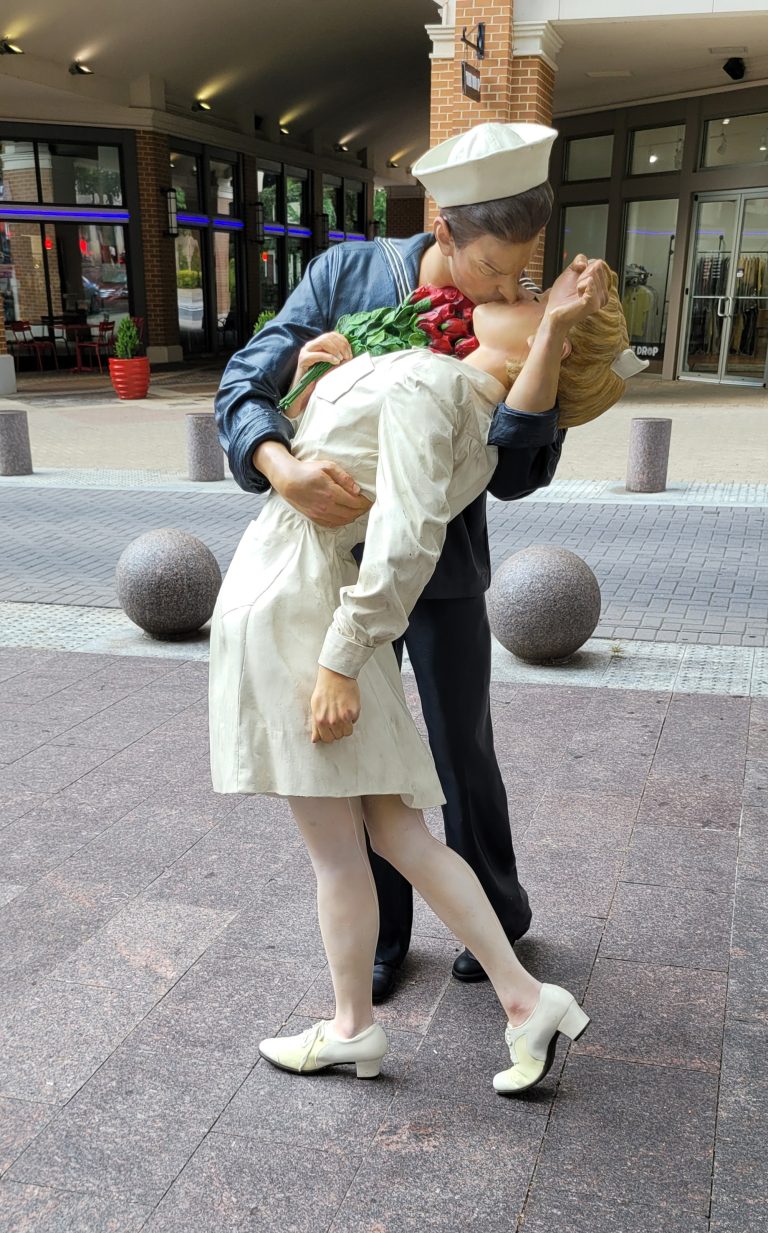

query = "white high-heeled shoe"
[
  {"left": 259, "top": 1020, "right": 389, "bottom": 1078},
  {"left": 493, "top": 983, "right": 590, "bottom": 1095}
]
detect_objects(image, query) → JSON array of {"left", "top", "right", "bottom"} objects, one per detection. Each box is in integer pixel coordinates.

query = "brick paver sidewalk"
[
  {"left": 1, "top": 487, "right": 766, "bottom": 645},
  {"left": 0, "top": 648, "right": 765, "bottom": 1231}
]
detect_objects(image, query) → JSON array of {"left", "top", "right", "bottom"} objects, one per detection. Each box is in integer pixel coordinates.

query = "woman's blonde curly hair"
[{"left": 506, "top": 270, "right": 630, "bottom": 429}]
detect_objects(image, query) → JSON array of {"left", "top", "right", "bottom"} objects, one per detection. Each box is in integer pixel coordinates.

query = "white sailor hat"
[{"left": 412, "top": 122, "right": 558, "bottom": 208}]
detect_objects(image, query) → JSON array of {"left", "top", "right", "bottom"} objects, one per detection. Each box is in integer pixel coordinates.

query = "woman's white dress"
[{"left": 208, "top": 348, "right": 505, "bottom": 808}]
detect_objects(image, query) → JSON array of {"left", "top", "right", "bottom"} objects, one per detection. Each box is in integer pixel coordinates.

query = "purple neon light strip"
[
  {"left": 213, "top": 218, "right": 244, "bottom": 230},
  {"left": 0, "top": 206, "right": 129, "bottom": 223},
  {"left": 264, "top": 223, "right": 286, "bottom": 235},
  {"left": 178, "top": 212, "right": 210, "bottom": 227},
  {"left": 287, "top": 226, "right": 312, "bottom": 238}
]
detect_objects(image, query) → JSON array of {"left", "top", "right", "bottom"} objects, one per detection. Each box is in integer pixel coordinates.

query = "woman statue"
[{"left": 209, "top": 270, "right": 632, "bottom": 1096}]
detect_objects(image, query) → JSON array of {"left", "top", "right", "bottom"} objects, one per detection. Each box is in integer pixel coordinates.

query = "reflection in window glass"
[
  {"left": 564, "top": 135, "right": 613, "bottom": 181},
  {"left": 560, "top": 203, "right": 609, "bottom": 268},
  {"left": 287, "top": 238, "right": 308, "bottom": 294},
  {"left": 344, "top": 179, "right": 364, "bottom": 233},
  {"left": 323, "top": 175, "right": 342, "bottom": 230},
  {"left": 50, "top": 223, "right": 129, "bottom": 324},
  {"left": 621, "top": 199, "right": 678, "bottom": 362},
  {"left": 170, "top": 152, "right": 200, "bottom": 212},
  {"left": 214, "top": 230, "right": 238, "bottom": 348},
  {"left": 175, "top": 228, "right": 206, "bottom": 355},
  {"left": 703, "top": 112, "right": 768, "bottom": 168},
  {"left": 629, "top": 125, "right": 685, "bottom": 175},
  {"left": 286, "top": 168, "right": 308, "bottom": 226},
  {"left": 260, "top": 238, "right": 280, "bottom": 313},
  {"left": 258, "top": 163, "right": 281, "bottom": 224},
  {"left": 0, "top": 141, "right": 38, "bottom": 202},
  {"left": 41, "top": 142, "right": 123, "bottom": 205},
  {"left": 0, "top": 221, "right": 48, "bottom": 331},
  {"left": 211, "top": 159, "right": 236, "bottom": 217}
]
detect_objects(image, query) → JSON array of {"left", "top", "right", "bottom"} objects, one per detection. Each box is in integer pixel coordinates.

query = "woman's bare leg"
[
  {"left": 363, "top": 794, "right": 541, "bottom": 1023},
  {"left": 288, "top": 796, "right": 378, "bottom": 1040}
]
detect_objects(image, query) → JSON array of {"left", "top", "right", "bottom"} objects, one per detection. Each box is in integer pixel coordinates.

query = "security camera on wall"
[{"left": 723, "top": 57, "right": 746, "bottom": 81}]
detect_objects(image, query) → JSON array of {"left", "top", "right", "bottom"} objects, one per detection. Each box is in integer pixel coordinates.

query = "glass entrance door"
[{"left": 680, "top": 192, "right": 768, "bottom": 385}]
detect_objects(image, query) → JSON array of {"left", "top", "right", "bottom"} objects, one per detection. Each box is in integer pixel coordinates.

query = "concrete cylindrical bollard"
[
  {"left": 186, "top": 412, "right": 225, "bottom": 482},
  {"left": 0, "top": 409, "right": 33, "bottom": 476},
  {"left": 626, "top": 417, "right": 672, "bottom": 493}
]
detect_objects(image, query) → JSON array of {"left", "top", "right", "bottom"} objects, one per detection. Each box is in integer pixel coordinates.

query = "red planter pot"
[{"left": 109, "top": 357, "right": 151, "bottom": 400}]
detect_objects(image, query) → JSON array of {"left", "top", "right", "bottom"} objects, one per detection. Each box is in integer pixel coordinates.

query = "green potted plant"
[{"left": 109, "top": 317, "right": 150, "bottom": 400}]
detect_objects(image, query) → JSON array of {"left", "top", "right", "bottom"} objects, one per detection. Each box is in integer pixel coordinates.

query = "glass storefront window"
[
  {"left": 1, "top": 221, "right": 48, "bottom": 330},
  {"left": 344, "top": 179, "right": 364, "bottom": 233},
  {"left": 323, "top": 175, "right": 342, "bottom": 230},
  {"left": 50, "top": 222, "right": 128, "bottom": 322},
  {"left": 286, "top": 168, "right": 308, "bottom": 226},
  {"left": 560, "top": 203, "right": 609, "bottom": 268},
  {"left": 629, "top": 125, "right": 685, "bottom": 175},
  {"left": 175, "top": 228, "right": 205, "bottom": 355},
  {"left": 259, "top": 238, "right": 280, "bottom": 313},
  {"left": 0, "top": 141, "right": 38, "bottom": 202},
  {"left": 211, "top": 159, "right": 236, "bottom": 217},
  {"left": 287, "top": 237, "right": 309, "bottom": 294},
  {"left": 258, "top": 163, "right": 281, "bottom": 224},
  {"left": 703, "top": 112, "right": 768, "bottom": 169},
  {"left": 170, "top": 152, "right": 200, "bottom": 213},
  {"left": 214, "top": 230, "right": 238, "bottom": 348},
  {"left": 621, "top": 199, "right": 678, "bottom": 362},
  {"left": 40, "top": 142, "right": 123, "bottom": 206},
  {"left": 564, "top": 135, "right": 613, "bottom": 182}
]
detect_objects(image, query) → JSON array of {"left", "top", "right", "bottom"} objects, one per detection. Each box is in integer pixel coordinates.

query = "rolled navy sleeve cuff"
[
  {"left": 487, "top": 402, "right": 560, "bottom": 450},
  {"left": 228, "top": 412, "right": 295, "bottom": 494},
  {"left": 318, "top": 627, "right": 374, "bottom": 679}
]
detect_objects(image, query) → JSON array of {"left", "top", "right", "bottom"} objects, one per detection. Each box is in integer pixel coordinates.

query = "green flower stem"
[{"left": 278, "top": 293, "right": 433, "bottom": 412}]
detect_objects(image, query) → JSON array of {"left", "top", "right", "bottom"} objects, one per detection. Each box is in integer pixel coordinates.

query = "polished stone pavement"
[{"left": 0, "top": 647, "right": 765, "bottom": 1232}]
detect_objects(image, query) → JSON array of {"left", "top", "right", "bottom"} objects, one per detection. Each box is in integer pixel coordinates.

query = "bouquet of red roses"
[{"left": 278, "top": 283, "right": 479, "bottom": 412}]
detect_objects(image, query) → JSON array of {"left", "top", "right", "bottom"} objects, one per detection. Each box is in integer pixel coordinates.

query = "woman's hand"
[
  {"left": 286, "top": 331, "right": 354, "bottom": 416},
  {"left": 310, "top": 666, "right": 361, "bottom": 743},
  {"left": 544, "top": 255, "right": 610, "bottom": 330}
]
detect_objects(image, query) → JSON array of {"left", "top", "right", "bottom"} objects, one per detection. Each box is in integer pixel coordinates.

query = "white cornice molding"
[
  {"left": 426, "top": 0, "right": 455, "bottom": 61},
  {"left": 512, "top": 21, "right": 564, "bottom": 73}
]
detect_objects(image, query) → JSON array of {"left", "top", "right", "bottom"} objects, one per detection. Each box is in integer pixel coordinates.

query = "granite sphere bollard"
[
  {"left": 0, "top": 409, "right": 33, "bottom": 476},
  {"left": 487, "top": 546, "right": 601, "bottom": 664},
  {"left": 186, "top": 411, "right": 225, "bottom": 482},
  {"left": 626, "top": 416, "right": 672, "bottom": 493},
  {"left": 115, "top": 529, "right": 222, "bottom": 639}
]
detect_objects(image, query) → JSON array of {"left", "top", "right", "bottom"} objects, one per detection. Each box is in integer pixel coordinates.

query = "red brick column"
[
  {"left": 135, "top": 131, "right": 182, "bottom": 362},
  {"left": 426, "top": 4, "right": 556, "bottom": 286}
]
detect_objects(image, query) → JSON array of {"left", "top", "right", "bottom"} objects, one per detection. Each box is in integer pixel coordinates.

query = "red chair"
[
  {"left": 75, "top": 320, "right": 115, "bottom": 374},
  {"left": 6, "top": 320, "right": 59, "bottom": 371}
]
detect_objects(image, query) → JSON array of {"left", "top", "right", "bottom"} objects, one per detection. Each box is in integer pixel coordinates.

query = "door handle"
[{"left": 716, "top": 296, "right": 732, "bottom": 318}]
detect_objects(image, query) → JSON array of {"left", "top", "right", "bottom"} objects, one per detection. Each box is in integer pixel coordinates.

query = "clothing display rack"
[{"left": 622, "top": 264, "right": 658, "bottom": 343}]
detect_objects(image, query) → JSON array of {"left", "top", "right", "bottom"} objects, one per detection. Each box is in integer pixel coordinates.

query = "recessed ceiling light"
[
  {"left": 386, "top": 160, "right": 399, "bottom": 168},
  {"left": 0, "top": 38, "right": 24, "bottom": 54},
  {"left": 649, "top": 154, "right": 658, "bottom": 164},
  {"left": 280, "top": 125, "right": 290, "bottom": 135},
  {"left": 192, "top": 99, "right": 211, "bottom": 112},
  {"left": 69, "top": 61, "right": 93, "bottom": 75},
  {"left": 722, "top": 118, "right": 731, "bottom": 125},
  {"left": 585, "top": 70, "right": 632, "bottom": 78},
  {"left": 334, "top": 142, "right": 349, "bottom": 153}
]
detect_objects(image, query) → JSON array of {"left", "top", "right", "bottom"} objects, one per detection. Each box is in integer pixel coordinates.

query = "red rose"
[
  {"left": 417, "top": 320, "right": 442, "bottom": 342},
  {"left": 454, "top": 336, "right": 480, "bottom": 359},
  {"left": 441, "top": 318, "right": 470, "bottom": 339},
  {"left": 417, "top": 305, "right": 452, "bottom": 327},
  {"left": 461, "top": 304, "right": 475, "bottom": 321},
  {"left": 428, "top": 334, "right": 453, "bottom": 354}
]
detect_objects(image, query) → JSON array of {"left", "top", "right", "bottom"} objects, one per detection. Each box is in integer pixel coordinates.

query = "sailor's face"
[{"left": 443, "top": 232, "right": 541, "bottom": 305}]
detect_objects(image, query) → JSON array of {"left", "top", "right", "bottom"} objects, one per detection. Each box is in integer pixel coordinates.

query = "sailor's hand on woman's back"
[
  {"left": 311, "top": 667, "right": 361, "bottom": 743},
  {"left": 253, "top": 442, "right": 372, "bottom": 529}
]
